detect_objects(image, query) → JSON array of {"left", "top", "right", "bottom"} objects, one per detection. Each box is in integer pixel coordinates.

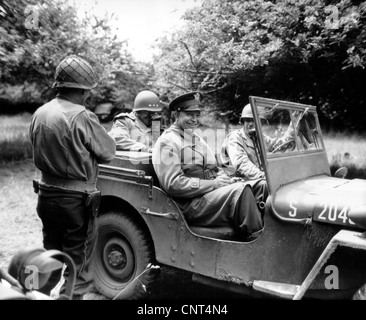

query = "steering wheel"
[{"left": 270, "top": 138, "right": 296, "bottom": 153}]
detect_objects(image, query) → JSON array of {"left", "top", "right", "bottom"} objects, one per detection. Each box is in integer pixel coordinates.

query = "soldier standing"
[
  {"left": 29, "top": 55, "right": 116, "bottom": 300},
  {"left": 109, "top": 90, "right": 162, "bottom": 153},
  {"left": 152, "top": 92, "right": 263, "bottom": 241}
]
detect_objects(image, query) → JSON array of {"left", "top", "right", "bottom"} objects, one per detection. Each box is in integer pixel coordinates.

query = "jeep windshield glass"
[{"left": 258, "top": 105, "right": 324, "bottom": 155}]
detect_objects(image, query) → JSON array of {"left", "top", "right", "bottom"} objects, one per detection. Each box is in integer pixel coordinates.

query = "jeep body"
[{"left": 94, "top": 96, "right": 366, "bottom": 300}]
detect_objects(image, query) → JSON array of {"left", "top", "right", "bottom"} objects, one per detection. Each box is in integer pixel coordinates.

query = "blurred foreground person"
[
  {"left": 109, "top": 90, "right": 162, "bottom": 153},
  {"left": 152, "top": 92, "right": 263, "bottom": 241},
  {"left": 29, "top": 55, "right": 116, "bottom": 300}
]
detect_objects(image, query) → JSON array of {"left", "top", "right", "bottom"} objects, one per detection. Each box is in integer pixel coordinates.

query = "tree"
[
  {"left": 0, "top": 0, "right": 152, "bottom": 113},
  {"left": 153, "top": 0, "right": 366, "bottom": 132}
]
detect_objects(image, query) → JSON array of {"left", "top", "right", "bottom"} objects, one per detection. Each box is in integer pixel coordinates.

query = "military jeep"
[{"left": 93, "top": 96, "right": 366, "bottom": 300}]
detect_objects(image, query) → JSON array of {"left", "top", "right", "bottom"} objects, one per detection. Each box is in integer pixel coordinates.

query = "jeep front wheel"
[{"left": 94, "top": 211, "right": 156, "bottom": 299}]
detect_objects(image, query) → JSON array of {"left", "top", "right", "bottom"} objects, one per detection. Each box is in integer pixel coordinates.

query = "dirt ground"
[
  {"left": 0, "top": 159, "right": 43, "bottom": 270},
  {"left": 0, "top": 159, "right": 243, "bottom": 299}
]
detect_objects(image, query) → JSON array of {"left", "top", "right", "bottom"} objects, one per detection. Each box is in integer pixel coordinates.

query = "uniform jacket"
[
  {"left": 109, "top": 112, "right": 152, "bottom": 152},
  {"left": 152, "top": 123, "right": 225, "bottom": 199},
  {"left": 220, "top": 128, "right": 265, "bottom": 180},
  {"left": 29, "top": 97, "right": 116, "bottom": 190},
  {"left": 220, "top": 127, "right": 293, "bottom": 181},
  {"left": 152, "top": 123, "right": 258, "bottom": 227}
]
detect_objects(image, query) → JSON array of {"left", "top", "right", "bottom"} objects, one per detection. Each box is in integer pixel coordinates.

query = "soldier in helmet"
[
  {"left": 29, "top": 55, "right": 116, "bottom": 300},
  {"left": 152, "top": 92, "right": 263, "bottom": 241},
  {"left": 220, "top": 103, "right": 293, "bottom": 207},
  {"left": 109, "top": 90, "right": 162, "bottom": 153}
]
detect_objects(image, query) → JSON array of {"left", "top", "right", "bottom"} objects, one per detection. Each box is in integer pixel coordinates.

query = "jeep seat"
[
  {"left": 189, "top": 226, "right": 238, "bottom": 240},
  {"left": 110, "top": 151, "right": 160, "bottom": 186}
]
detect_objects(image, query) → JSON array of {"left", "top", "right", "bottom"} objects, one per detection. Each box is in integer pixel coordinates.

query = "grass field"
[
  {"left": 0, "top": 159, "right": 43, "bottom": 270},
  {"left": 0, "top": 114, "right": 365, "bottom": 272}
]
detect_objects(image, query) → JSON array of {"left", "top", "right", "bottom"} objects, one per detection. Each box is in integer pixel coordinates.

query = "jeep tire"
[{"left": 94, "top": 211, "right": 156, "bottom": 299}]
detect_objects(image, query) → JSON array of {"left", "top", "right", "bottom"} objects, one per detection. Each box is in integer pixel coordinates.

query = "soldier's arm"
[
  {"left": 152, "top": 140, "right": 215, "bottom": 198},
  {"left": 109, "top": 118, "right": 151, "bottom": 152},
  {"left": 226, "top": 133, "right": 264, "bottom": 180},
  {"left": 81, "top": 111, "right": 116, "bottom": 163}
]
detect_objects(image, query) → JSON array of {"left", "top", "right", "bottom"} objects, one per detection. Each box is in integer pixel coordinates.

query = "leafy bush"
[
  {"left": 0, "top": 113, "right": 32, "bottom": 162},
  {"left": 0, "top": 0, "right": 155, "bottom": 114},
  {"left": 154, "top": 0, "right": 366, "bottom": 132}
]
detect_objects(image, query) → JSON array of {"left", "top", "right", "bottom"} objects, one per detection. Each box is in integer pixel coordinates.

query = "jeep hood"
[{"left": 273, "top": 176, "right": 366, "bottom": 230}]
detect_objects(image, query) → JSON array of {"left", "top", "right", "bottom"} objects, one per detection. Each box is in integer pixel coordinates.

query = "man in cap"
[
  {"left": 109, "top": 90, "right": 162, "bottom": 153},
  {"left": 220, "top": 103, "right": 294, "bottom": 206},
  {"left": 152, "top": 92, "right": 263, "bottom": 241},
  {"left": 29, "top": 55, "right": 116, "bottom": 300}
]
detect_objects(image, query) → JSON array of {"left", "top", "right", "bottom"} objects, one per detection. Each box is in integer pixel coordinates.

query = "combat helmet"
[
  {"left": 52, "top": 55, "right": 98, "bottom": 90},
  {"left": 133, "top": 90, "right": 162, "bottom": 112},
  {"left": 241, "top": 104, "right": 267, "bottom": 121}
]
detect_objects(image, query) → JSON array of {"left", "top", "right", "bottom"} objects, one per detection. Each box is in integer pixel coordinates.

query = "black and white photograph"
[{"left": 1, "top": 0, "right": 366, "bottom": 309}]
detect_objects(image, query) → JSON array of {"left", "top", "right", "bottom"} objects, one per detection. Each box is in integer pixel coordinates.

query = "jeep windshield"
[{"left": 254, "top": 100, "right": 325, "bottom": 157}]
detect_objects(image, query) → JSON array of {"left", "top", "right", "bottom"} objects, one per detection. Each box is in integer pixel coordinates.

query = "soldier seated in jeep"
[
  {"left": 109, "top": 90, "right": 162, "bottom": 153},
  {"left": 152, "top": 92, "right": 264, "bottom": 241}
]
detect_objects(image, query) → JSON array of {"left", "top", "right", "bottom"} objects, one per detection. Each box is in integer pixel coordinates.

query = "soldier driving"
[
  {"left": 109, "top": 90, "right": 162, "bottom": 153},
  {"left": 220, "top": 104, "right": 270, "bottom": 206},
  {"left": 152, "top": 92, "right": 264, "bottom": 241},
  {"left": 220, "top": 103, "right": 295, "bottom": 207},
  {"left": 29, "top": 55, "right": 116, "bottom": 300}
]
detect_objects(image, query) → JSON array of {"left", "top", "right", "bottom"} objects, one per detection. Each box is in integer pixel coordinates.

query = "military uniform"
[
  {"left": 109, "top": 90, "right": 162, "bottom": 153},
  {"left": 221, "top": 127, "right": 294, "bottom": 179},
  {"left": 152, "top": 92, "right": 263, "bottom": 239},
  {"left": 220, "top": 103, "right": 293, "bottom": 206},
  {"left": 109, "top": 112, "right": 152, "bottom": 152},
  {"left": 29, "top": 55, "right": 116, "bottom": 299},
  {"left": 221, "top": 128, "right": 265, "bottom": 180}
]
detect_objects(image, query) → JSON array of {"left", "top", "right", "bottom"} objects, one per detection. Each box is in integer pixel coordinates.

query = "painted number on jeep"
[{"left": 314, "top": 203, "right": 355, "bottom": 226}]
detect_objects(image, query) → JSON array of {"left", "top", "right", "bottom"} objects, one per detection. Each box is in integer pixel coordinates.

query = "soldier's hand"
[{"left": 213, "top": 175, "right": 233, "bottom": 189}]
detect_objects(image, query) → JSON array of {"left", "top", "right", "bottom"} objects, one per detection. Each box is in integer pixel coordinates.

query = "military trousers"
[
  {"left": 180, "top": 183, "right": 264, "bottom": 239},
  {"left": 247, "top": 178, "right": 269, "bottom": 213},
  {"left": 36, "top": 188, "right": 97, "bottom": 298}
]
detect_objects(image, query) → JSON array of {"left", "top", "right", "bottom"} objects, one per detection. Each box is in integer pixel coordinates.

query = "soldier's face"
[
  {"left": 243, "top": 118, "right": 255, "bottom": 136},
  {"left": 176, "top": 111, "right": 201, "bottom": 130},
  {"left": 136, "top": 111, "right": 159, "bottom": 127}
]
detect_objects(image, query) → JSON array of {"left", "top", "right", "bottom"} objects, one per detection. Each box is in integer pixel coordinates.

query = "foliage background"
[
  {"left": 1, "top": 0, "right": 366, "bottom": 132},
  {"left": 153, "top": 0, "right": 366, "bottom": 132},
  {"left": 0, "top": 0, "right": 154, "bottom": 114}
]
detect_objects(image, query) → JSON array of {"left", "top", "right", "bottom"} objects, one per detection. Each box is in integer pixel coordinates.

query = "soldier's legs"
[
  {"left": 56, "top": 197, "right": 95, "bottom": 298},
  {"left": 250, "top": 179, "right": 269, "bottom": 218},
  {"left": 37, "top": 193, "right": 96, "bottom": 299},
  {"left": 183, "top": 183, "right": 263, "bottom": 239},
  {"left": 36, "top": 196, "right": 64, "bottom": 296},
  {"left": 234, "top": 185, "right": 264, "bottom": 239},
  {"left": 251, "top": 179, "right": 269, "bottom": 205}
]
